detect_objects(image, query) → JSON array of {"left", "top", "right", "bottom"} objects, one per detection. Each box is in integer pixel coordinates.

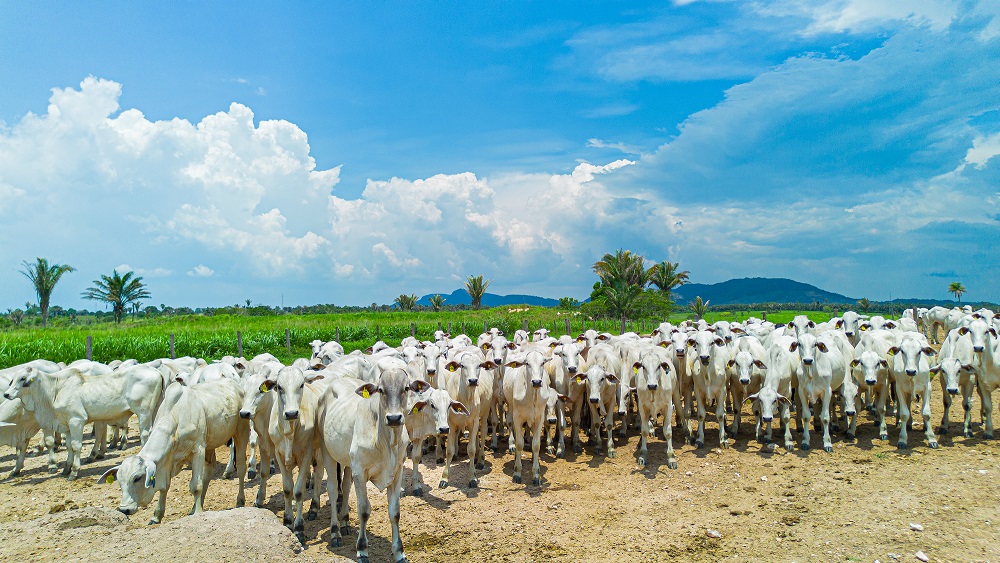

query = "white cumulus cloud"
[{"left": 187, "top": 265, "right": 215, "bottom": 277}]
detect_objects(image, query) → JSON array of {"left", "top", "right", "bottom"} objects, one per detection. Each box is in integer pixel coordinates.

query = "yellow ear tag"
[
  {"left": 576, "top": 375, "right": 585, "bottom": 383},
  {"left": 105, "top": 474, "right": 114, "bottom": 484},
  {"left": 888, "top": 351, "right": 895, "bottom": 356},
  {"left": 632, "top": 366, "right": 639, "bottom": 374},
  {"left": 447, "top": 365, "right": 456, "bottom": 372},
  {"left": 362, "top": 388, "right": 371, "bottom": 399},
  {"left": 259, "top": 382, "right": 269, "bottom": 393},
  {"left": 412, "top": 406, "right": 419, "bottom": 414}
]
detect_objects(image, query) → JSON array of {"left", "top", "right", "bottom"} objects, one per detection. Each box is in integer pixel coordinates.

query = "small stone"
[
  {"left": 915, "top": 550, "right": 929, "bottom": 562},
  {"left": 760, "top": 476, "right": 768, "bottom": 482},
  {"left": 888, "top": 553, "right": 901, "bottom": 560},
  {"left": 978, "top": 469, "right": 988, "bottom": 475},
  {"left": 706, "top": 529, "right": 722, "bottom": 538},
  {"left": 685, "top": 471, "right": 693, "bottom": 476},
  {"left": 909, "top": 523, "right": 924, "bottom": 531}
]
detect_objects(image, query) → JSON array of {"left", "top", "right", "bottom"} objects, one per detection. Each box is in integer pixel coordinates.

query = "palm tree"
[
  {"left": 429, "top": 294, "right": 445, "bottom": 312},
  {"left": 464, "top": 275, "right": 492, "bottom": 309},
  {"left": 690, "top": 296, "right": 710, "bottom": 320},
  {"left": 948, "top": 282, "right": 966, "bottom": 303},
  {"left": 19, "top": 258, "right": 75, "bottom": 328},
  {"left": 81, "top": 270, "right": 151, "bottom": 324},
  {"left": 394, "top": 293, "right": 417, "bottom": 311},
  {"left": 856, "top": 297, "right": 871, "bottom": 313},
  {"left": 649, "top": 261, "right": 689, "bottom": 298},
  {"left": 593, "top": 249, "right": 652, "bottom": 288},
  {"left": 602, "top": 280, "right": 643, "bottom": 323}
]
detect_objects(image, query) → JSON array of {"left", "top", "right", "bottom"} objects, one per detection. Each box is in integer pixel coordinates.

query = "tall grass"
[{"left": 0, "top": 309, "right": 832, "bottom": 368}]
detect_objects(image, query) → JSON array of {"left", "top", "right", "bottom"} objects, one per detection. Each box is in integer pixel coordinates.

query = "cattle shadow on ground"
[{"left": 496, "top": 456, "right": 550, "bottom": 498}]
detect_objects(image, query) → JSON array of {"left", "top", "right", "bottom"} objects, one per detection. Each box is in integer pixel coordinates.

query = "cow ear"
[
  {"left": 744, "top": 393, "right": 758, "bottom": 404},
  {"left": 631, "top": 362, "right": 641, "bottom": 374},
  {"left": 356, "top": 383, "right": 379, "bottom": 399},
  {"left": 777, "top": 394, "right": 792, "bottom": 405},
  {"left": 879, "top": 359, "right": 888, "bottom": 368},
  {"left": 786, "top": 322, "right": 794, "bottom": 329},
  {"left": 884, "top": 321, "right": 897, "bottom": 329},
  {"left": 754, "top": 360, "right": 767, "bottom": 369},
  {"left": 505, "top": 360, "right": 523, "bottom": 369},
  {"left": 550, "top": 342, "right": 559, "bottom": 350},
  {"left": 922, "top": 347, "right": 935, "bottom": 356},
  {"left": 789, "top": 342, "right": 799, "bottom": 352},
  {"left": 144, "top": 462, "right": 157, "bottom": 488},
  {"left": 557, "top": 393, "right": 570, "bottom": 403},
  {"left": 835, "top": 320, "right": 844, "bottom": 328},
  {"left": 808, "top": 321, "right": 816, "bottom": 328},
  {"left": 959, "top": 327, "right": 970, "bottom": 335},
  {"left": 98, "top": 466, "right": 120, "bottom": 484},
  {"left": 850, "top": 359, "right": 860, "bottom": 368},
  {"left": 410, "top": 400, "right": 429, "bottom": 414},
  {"left": 714, "top": 338, "right": 725, "bottom": 347},
  {"left": 449, "top": 401, "right": 470, "bottom": 416},
  {"left": 727, "top": 359, "right": 736, "bottom": 368},
  {"left": 260, "top": 379, "right": 277, "bottom": 393},
  {"left": 305, "top": 373, "right": 325, "bottom": 383},
  {"left": 816, "top": 342, "right": 828, "bottom": 353},
  {"left": 409, "top": 379, "right": 431, "bottom": 394},
  {"left": 962, "top": 364, "right": 975, "bottom": 372},
  {"left": 364, "top": 347, "right": 373, "bottom": 354},
  {"left": 887, "top": 347, "right": 899, "bottom": 356},
  {"left": 929, "top": 365, "right": 940, "bottom": 374},
  {"left": 481, "top": 360, "right": 498, "bottom": 370},
  {"left": 445, "top": 361, "right": 460, "bottom": 373},
  {"left": 605, "top": 373, "right": 619, "bottom": 383},
  {"left": 991, "top": 328, "right": 998, "bottom": 338},
  {"left": 658, "top": 341, "right": 669, "bottom": 348}
]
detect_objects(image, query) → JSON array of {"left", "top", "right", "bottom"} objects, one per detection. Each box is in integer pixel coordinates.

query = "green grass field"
[{"left": 0, "top": 308, "right": 836, "bottom": 369}]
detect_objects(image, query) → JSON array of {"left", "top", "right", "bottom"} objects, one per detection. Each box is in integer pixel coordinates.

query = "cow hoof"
[
  {"left": 469, "top": 478, "right": 479, "bottom": 488},
  {"left": 965, "top": 431, "right": 974, "bottom": 438},
  {"left": 573, "top": 444, "right": 582, "bottom": 454},
  {"left": 695, "top": 440, "right": 704, "bottom": 449},
  {"left": 247, "top": 468, "right": 257, "bottom": 480},
  {"left": 879, "top": 433, "right": 888, "bottom": 441},
  {"left": 413, "top": 486, "right": 423, "bottom": 497},
  {"left": 283, "top": 516, "right": 292, "bottom": 526},
  {"left": 546, "top": 446, "right": 555, "bottom": 455},
  {"left": 986, "top": 433, "right": 995, "bottom": 440},
  {"left": 929, "top": 441, "right": 939, "bottom": 449},
  {"left": 595, "top": 448, "right": 603, "bottom": 456},
  {"left": 897, "top": 442, "right": 907, "bottom": 450},
  {"left": 329, "top": 537, "right": 343, "bottom": 548},
  {"left": 340, "top": 525, "right": 351, "bottom": 536},
  {"left": 845, "top": 433, "right": 855, "bottom": 441},
  {"left": 148, "top": 519, "right": 160, "bottom": 525},
  {"left": 556, "top": 450, "right": 565, "bottom": 459},
  {"left": 358, "top": 556, "right": 370, "bottom": 563},
  {"left": 720, "top": 439, "right": 729, "bottom": 449},
  {"left": 667, "top": 460, "right": 677, "bottom": 470},
  {"left": 254, "top": 500, "right": 263, "bottom": 508},
  {"left": 824, "top": 446, "right": 833, "bottom": 453},
  {"left": 295, "top": 531, "right": 306, "bottom": 544},
  {"left": 532, "top": 477, "right": 541, "bottom": 486},
  {"left": 438, "top": 480, "right": 448, "bottom": 489},
  {"left": 785, "top": 444, "right": 794, "bottom": 452},
  {"left": 67, "top": 474, "right": 78, "bottom": 481},
  {"left": 436, "top": 458, "right": 445, "bottom": 465},
  {"left": 475, "top": 462, "right": 485, "bottom": 471},
  {"left": 512, "top": 475, "right": 522, "bottom": 484},
  {"left": 608, "top": 449, "right": 616, "bottom": 458},
  {"left": 507, "top": 446, "right": 515, "bottom": 454},
  {"left": 306, "top": 510, "right": 317, "bottom": 521},
  {"left": 801, "top": 443, "right": 810, "bottom": 451},
  {"left": 638, "top": 457, "right": 647, "bottom": 467},
  {"left": 688, "top": 436, "right": 697, "bottom": 446}
]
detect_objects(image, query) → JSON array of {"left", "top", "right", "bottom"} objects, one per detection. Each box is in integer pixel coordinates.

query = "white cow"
[
  {"left": 631, "top": 346, "right": 681, "bottom": 467},
  {"left": 440, "top": 349, "right": 496, "bottom": 488},
  {"left": 791, "top": 331, "right": 849, "bottom": 452},
  {"left": 404, "top": 386, "right": 466, "bottom": 496},
  {"left": 502, "top": 349, "right": 552, "bottom": 486},
  {"left": 98, "top": 378, "right": 249, "bottom": 524},
  {"left": 888, "top": 334, "right": 938, "bottom": 449},
  {"left": 747, "top": 335, "right": 796, "bottom": 451},
  {"left": 933, "top": 328, "right": 977, "bottom": 438},
  {"left": 688, "top": 330, "right": 731, "bottom": 449},
  {"left": 318, "top": 369, "right": 420, "bottom": 561},
  {"left": 579, "top": 365, "right": 620, "bottom": 458},
  {"left": 0, "top": 397, "right": 41, "bottom": 477}
]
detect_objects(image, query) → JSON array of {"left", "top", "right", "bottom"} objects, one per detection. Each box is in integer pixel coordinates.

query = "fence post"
[
  {"left": 620, "top": 318, "right": 626, "bottom": 335},
  {"left": 462, "top": 322, "right": 466, "bottom": 335},
  {"left": 285, "top": 328, "right": 291, "bottom": 354},
  {"left": 484, "top": 320, "right": 488, "bottom": 333},
  {"left": 438, "top": 322, "right": 442, "bottom": 332},
  {"left": 565, "top": 318, "right": 570, "bottom": 335},
  {"left": 236, "top": 331, "right": 243, "bottom": 357},
  {"left": 335, "top": 327, "right": 340, "bottom": 343},
  {"left": 522, "top": 319, "right": 529, "bottom": 332},
  {"left": 411, "top": 323, "right": 416, "bottom": 337},
  {"left": 447, "top": 322, "right": 452, "bottom": 335},
  {"left": 86, "top": 335, "right": 93, "bottom": 361},
  {"left": 169, "top": 334, "right": 175, "bottom": 359},
  {"left": 376, "top": 325, "right": 380, "bottom": 341},
  {"left": 762, "top": 312, "right": 767, "bottom": 322}
]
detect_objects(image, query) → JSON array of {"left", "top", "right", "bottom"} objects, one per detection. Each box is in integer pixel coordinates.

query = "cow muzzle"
[
  {"left": 739, "top": 377, "right": 750, "bottom": 385},
  {"left": 589, "top": 397, "right": 599, "bottom": 404},
  {"left": 845, "top": 409, "right": 856, "bottom": 416},
  {"left": 239, "top": 410, "right": 251, "bottom": 419},
  {"left": 437, "top": 427, "right": 449, "bottom": 435},
  {"left": 700, "top": 356, "right": 709, "bottom": 366},
  {"left": 284, "top": 410, "right": 299, "bottom": 420},
  {"left": 2, "top": 393, "right": 12, "bottom": 400},
  {"left": 905, "top": 369, "right": 917, "bottom": 376},
  {"left": 567, "top": 366, "right": 577, "bottom": 373},
  {"left": 467, "top": 378, "right": 479, "bottom": 387},
  {"left": 531, "top": 380, "right": 542, "bottom": 388},
  {"left": 948, "top": 388, "right": 959, "bottom": 395},
  {"left": 761, "top": 416, "right": 773, "bottom": 423},
  {"left": 974, "top": 346, "right": 985, "bottom": 353},
  {"left": 386, "top": 414, "right": 404, "bottom": 426},
  {"left": 866, "top": 378, "right": 877, "bottom": 386},
  {"left": 676, "top": 350, "right": 685, "bottom": 357},
  {"left": 647, "top": 384, "right": 658, "bottom": 391},
  {"left": 802, "top": 358, "right": 814, "bottom": 366},
  {"left": 547, "top": 417, "right": 557, "bottom": 424}
]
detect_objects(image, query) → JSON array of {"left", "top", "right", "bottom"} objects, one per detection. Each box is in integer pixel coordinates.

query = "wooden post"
[
  {"left": 462, "top": 322, "right": 466, "bottom": 336},
  {"left": 565, "top": 318, "right": 570, "bottom": 335},
  {"left": 376, "top": 325, "right": 380, "bottom": 340},
  {"left": 236, "top": 331, "right": 243, "bottom": 357},
  {"left": 411, "top": 323, "right": 416, "bottom": 337},
  {"left": 438, "top": 322, "right": 442, "bottom": 332},
  {"left": 169, "top": 334, "right": 175, "bottom": 359},
  {"left": 86, "top": 335, "right": 93, "bottom": 361},
  {"left": 523, "top": 319, "right": 529, "bottom": 332},
  {"left": 335, "top": 327, "right": 340, "bottom": 343},
  {"left": 285, "top": 328, "right": 291, "bottom": 353},
  {"left": 620, "top": 318, "right": 626, "bottom": 335},
  {"left": 447, "top": 322, "right": 452, "bottom": 335},
  {"left": 484, "top": 320, "right": 488, "bottom": 333},
  {"left": 762, "top": 312, "right": 767, "bottom": 322}
]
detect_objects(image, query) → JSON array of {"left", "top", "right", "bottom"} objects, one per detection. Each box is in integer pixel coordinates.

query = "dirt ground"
[{"left": 1, "top": 383, "right": 999, "bottom": 563}]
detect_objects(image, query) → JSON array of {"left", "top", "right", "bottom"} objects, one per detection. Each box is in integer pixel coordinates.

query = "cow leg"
[
  {"left": 439, "top": 429, "right": 456, "bottom": 489},
  {"left": 981, "top": 380, "right": 994, "bottom": 439},
  {"left": 44, "top": 430, "right": 59, "bottom": 473},
  {"left": 86, "top": 422, "right": 104, "bottom": 462},
  {"left": 962, "top": 379, "right": 975, "bottom": 438},
  {"left": 324, "top": 457, "right": 344, "bottom": 547},
  {"left": 67, "top": 419, "right": 84, "bottom": 479},
  {"left": 188, "top": 446, "right": 207, "bottom": 514},
  {"left": 247, "top": 427, "right": 259, "bottom": 479},
  {"left": 846, "top": 393, "right": 860, "bottom": 440},
  {"left": 435, "top": 435, "right": 446, "bottom": 465},
  {"left": 876, "top": 385, "right": 889, "bottom": 441},
  {"left": 897, "top": 389, "right": 911, "bottom": 449},
  {"left": 637, "top": 399, "right": 651, "bottom": 465},
  {"left": 716, "top": 387, "right": 729, "bottom": 449},
  {"left": 663, "top": 396, "right": 676, "bottom": 469},
  {"left": 410, "top": 439, "right": 424, "bottom": 496},
  {"left": 820, "top": 390, "right": 833, "bottom": 452},
  {"left": 799, "top": 394, "right": 812, "bottom": 451},
  {"left": 780, "top": 401, "right": 794, "bottom": 451},
  {"left": 293, "top": 460, "right": 310, "bottom": 541},
  {"left": 571, "top": 399, "right": 583, "bottom": 454},
  {"left": 150, "top": 487, "right": 168, "bottom": 525},
  {"left": 278, "top": 458, "right": 294, "bottom": 527},
  {"left": 730, "top": 383, "right": 745, "bottom": 437},
  {"left": 589, "top": 403, "right": 602, "bottom": 455},
  {"left": 604, "top": 406, "right": 617, "bottom": 459},
  {"left": 695, "top": 392, "right": 707, "bottom": 448},
  {"left": 468, "top": 418, "right": 481, "bottom": 487},
  {"left": 511, "top": 418, "right": 525, "bottom": 484},
  {"left": 353, "top": 472, "right": 373, "bottom": 563},
  {"left": 530, "top": 417, "right": 543, "bottom": 486},
  {"left": 922, "top": 384, "right": 938, "bottom": 448}
]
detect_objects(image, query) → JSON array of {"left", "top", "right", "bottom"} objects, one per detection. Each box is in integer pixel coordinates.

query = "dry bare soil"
[{"left": 1, "top": 384, "right": 999, "bottom": 563}]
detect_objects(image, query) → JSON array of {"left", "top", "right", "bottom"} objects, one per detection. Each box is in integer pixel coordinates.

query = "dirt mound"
[{"left": 0, "top": 506, "right": 344, "bottom": 562}]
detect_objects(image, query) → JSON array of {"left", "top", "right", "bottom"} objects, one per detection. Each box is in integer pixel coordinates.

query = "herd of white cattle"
[{"left": 0, "top": 304, "right": 998, "bottom": 562}]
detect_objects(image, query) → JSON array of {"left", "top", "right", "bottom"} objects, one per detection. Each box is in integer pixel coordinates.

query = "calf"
[
  {"left": 748, "top": 335, "right": 796, "bottom": 451},
  {"left": 404, "top": 386, "right": 467, "bottom": 496},
  {"left": 726, "top": 336, "right": 767, "bottom": 438},
  {"left": 98, "top": 379, "right": 249, "bottom": 524},
  {"left": 579, "top": 365, "right": 619, "bottom": 458}
]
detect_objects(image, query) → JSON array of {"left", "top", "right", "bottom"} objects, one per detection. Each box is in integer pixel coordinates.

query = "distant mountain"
[
  {"left": 417, "top": 289, "right": 560, "bottom": 308},
  {"left": 671, "top": 278, "right": 855, "bottom": 306}
]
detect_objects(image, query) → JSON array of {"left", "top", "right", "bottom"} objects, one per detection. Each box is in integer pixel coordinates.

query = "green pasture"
[{"left": 0, "top": 308, "right": 836, "bottom": 369}]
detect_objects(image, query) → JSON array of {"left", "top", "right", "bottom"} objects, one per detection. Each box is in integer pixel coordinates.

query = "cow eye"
[{"left": 133, "top": 475, "right": 142, "bottom": 483}]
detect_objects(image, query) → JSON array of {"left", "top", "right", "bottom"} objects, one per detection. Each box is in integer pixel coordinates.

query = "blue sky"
[{"left": 1, "top": 1, "right": 998, "bottom": 310}]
